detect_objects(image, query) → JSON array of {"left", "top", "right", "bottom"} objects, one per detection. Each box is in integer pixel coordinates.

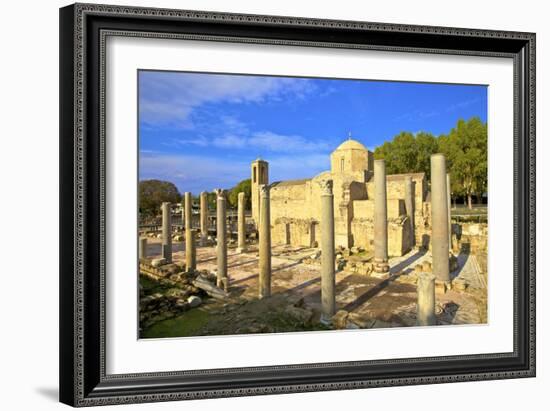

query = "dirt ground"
[{"left": 140, "top": 238, "right": 487, "bottom": 338}]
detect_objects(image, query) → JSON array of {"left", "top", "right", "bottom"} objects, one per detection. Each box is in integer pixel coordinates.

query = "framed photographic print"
[{"left": 59, "top": 3, "right": 536, "bottom": 407}]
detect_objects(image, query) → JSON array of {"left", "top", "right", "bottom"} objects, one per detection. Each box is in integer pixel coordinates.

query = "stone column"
[
  {"left": 200, "top": 191, "right": 208, "bottom": 245},
  {"left": 237, "top": 192, "right": 247, "bottom": 253},
  {"left": 373, "top": 159, "right": 389, "bottom": 275},
  {"left": 447, "top": 173, "right": 452, "bottom": 250},
  {"left": 284, "top": 223, "right": 291, "bottom": 245},
  {"left": 320, "top": 180, "right": 336, "bottom": 319},
  {"left": 309, "top": 221, "right": 316, "bottom": 248},
  {"left": 186, "top": 229, "right": 197, "bottom": 272},
  {"left": 431, "top": 154, "right": 450, "bottom": 283},
  {"left": 184, "top": 192, "right": 196, "bottom": 272},
  {"left": 215, "top": 189, "right": 228, "bottom": 289},
  {"left": 335, "top": 183, "right": 352, "bottom": 249},
  {"left": 161, "top": 202, "right": 172, "bottom": 263},
  {"left": 258, "top": 184, "right": 272, "bottom": 299},
  {"left": 416, "top": 272, "right": 436, "bottom": 326},
  {"left": 404, "top": 176, "right": 415, "bottom": 248},
  {"left": 139, "top": 237, "right": 147, "bottom": 259}
]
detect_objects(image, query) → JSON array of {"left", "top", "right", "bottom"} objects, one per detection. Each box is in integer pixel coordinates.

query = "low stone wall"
[
  {"left": 352, "top": 198, "right": 405, "bottom": 220},
  {"left": 454, "top": 222, "right": 488, "bottom": 254},
  {"left": 272, "top": 218, "right": 318, "bottom": 247},
  {"left": 271, "top": 214, "right": 414, "bottom": 258},
  {"left": 351, "top": 216, "right": 412, "bottom": 257}
]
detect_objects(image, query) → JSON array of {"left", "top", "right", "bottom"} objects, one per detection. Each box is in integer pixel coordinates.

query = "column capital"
[
  {"left": 214, "top": 188, "right": 227, "bottom": 199},
  {"left": 318, "top": 179, "right": 333, "bottom": 196},
  {"left": 259, "top": 184, "right": 270, "bottom": 197}
]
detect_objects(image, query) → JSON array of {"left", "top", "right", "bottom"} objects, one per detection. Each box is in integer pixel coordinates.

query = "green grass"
[
  {"left": 141, "top": 309, "right": 211, "bottom": 338},
  {"left": 350, "top": 250, "right": 372, "bottom": 259},
  {"left": 451, "top": 206, "right": 487, "bottom": 216},
  {"left": 140, "top": 274, "right": 175, "bottom": 295}
]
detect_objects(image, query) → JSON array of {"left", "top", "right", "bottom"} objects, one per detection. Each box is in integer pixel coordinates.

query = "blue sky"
[{"left": 139, "top": 70, "right": 487, "bottom": 194}]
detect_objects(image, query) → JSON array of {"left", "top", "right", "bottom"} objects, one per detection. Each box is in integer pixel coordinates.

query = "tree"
[
  {"left": 438, "top": 117, "right": 487, "bottom": 209},
  {"left": 373, "top": 117, "right": 487, "bottom": 209},
  {"left": 228, "top": 179, "right": 251, "bottom": 209},
  {"left": 206, "top": 192, "right": 217, "bottom": 210},
  {"left": 374, "top": 131, "right": 438, "bottom": 178},
  {"left": 139, "top": 179, "right": 181, "bottom": 216}
]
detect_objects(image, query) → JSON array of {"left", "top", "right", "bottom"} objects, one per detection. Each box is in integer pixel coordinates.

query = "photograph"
[
  {"left": 55, "top": 1, "right": 536, "bottom": 407},
  {"left": 137, "top": 70, "right": 489, "bottom": 339}
]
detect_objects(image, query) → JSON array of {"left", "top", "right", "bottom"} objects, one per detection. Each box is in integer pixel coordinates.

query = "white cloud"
[
  {"left": 268, "top": 153, "right": 330, "bottom": 182},
  {"left": 212, "top": 134, "right": 247, "bottom": 148},
  {"left": 139, "top": 151, "right": 332, "bottom": 193},
  {"left": 248, "top": 131, "right": 330, "bottom": 152},
  {"left": 445, "top": 97, "right": 482, "bottom": 112},
  {"left": 139, "top": 72, "right": 317, "bottom": 126},
  {"left": 139, "top": 152, "right": 250, "bottom": 193},
  {"left": 161, "top": 129, "right": 330, "bottom": 154}
]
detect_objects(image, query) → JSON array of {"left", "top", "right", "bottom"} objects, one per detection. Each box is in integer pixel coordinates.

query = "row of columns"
[
  {"left": 146, "top": 153, "right": 450, "bottom": 326},
  {"left": 367, "top": 155, "right": 450, "bottom": 325},
  {"left": 152, "top": 190, "right": 248, "bottom": 272}
]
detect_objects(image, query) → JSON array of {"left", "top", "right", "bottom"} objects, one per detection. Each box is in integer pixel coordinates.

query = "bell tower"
[{"left": 251, "top": 158, "right": 269, "bottom": 226}]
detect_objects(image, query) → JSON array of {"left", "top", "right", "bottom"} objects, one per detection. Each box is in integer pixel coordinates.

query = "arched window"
[
  {"left": 340, "top": 157, "right": 345, "bottom": 173},
  {"left": 253, "top": 166, "right": 257, "bottom": 183}
]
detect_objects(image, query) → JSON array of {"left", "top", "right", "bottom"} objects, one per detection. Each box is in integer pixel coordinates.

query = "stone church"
[{"left": 250, "top": 138, "right": 430, "bottom": 257}]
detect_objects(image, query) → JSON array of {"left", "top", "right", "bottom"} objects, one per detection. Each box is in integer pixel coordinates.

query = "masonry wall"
[{"left": 265, "top": 170, "right": 426, "bottom": 257}]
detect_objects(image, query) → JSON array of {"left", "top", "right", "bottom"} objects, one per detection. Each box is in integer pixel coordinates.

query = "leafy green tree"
[
  {"left": 206, "top": 192, "right": 217, "bottom": 210},
  {"left": 373, "top": 117, "right": 487, "bottom": 209},
  {"left": 439, "top": 117, "right": 487, "bottom": 209},
  {"left": 139, "top": 179, "right": 181, "bottom": 216},
  {"left": 228, "top": 179, "right": 251, "bottom": 209},
  {"left": 414, "top": 132, "right": 439, "bottom": 179},
  {"left": 374, "top": 131, "right": 438, "bottom": 178}
]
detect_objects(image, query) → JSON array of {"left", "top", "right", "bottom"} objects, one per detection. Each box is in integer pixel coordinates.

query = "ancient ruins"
[{"left": 138, "top": 139, "right": 488, "bottom": 338}]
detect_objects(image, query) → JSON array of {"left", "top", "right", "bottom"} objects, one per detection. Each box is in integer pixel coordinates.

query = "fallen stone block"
[
  {"left": 452, "top": 278, "right": 468, "bottom": 291},
  {"left": 346, "top": 313, "right": 376, "bottom": 328},
  {"left": 332, "top": 309, "right": 349, "bottom": 329},
  {"left": 284, "top": 305, "right": 313, "bottom": 326},
  {"left": 192, "top": 275, "right": 229, "bottom": 300},
  {"left": 187, "top": 295, "right": 202, "bottom": 308},
  {"left": 151, "top": 258, "right": 167, "bottom": 267}
]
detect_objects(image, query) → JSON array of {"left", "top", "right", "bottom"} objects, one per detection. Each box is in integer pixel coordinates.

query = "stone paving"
[{"left": 143, "top": 237, "right": 487, "bottom": 333}]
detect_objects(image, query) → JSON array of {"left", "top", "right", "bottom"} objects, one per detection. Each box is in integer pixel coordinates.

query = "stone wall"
[
  {"left": 352, "top": 198, "right": 405, "bottom": 220},
  {"left": 365, "top": 173, "right": 426, "bottom": 214},
  {"left": 272, "top": 217, "right": 319, "bottom": 247},
  {"left": 456, "top": 223, "right": 488, "bottom": 254},
  {"left": 260, "top": 165, "right": 427, "bottom": 257},
  {"left": 351, "top": 215, "right": 412, "bottom": 257}
]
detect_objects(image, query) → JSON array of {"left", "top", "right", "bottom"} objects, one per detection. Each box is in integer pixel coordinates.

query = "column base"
[
  {"left": 319, "top": 314, "right": 333, "bottom": 326},
  {"left": 435, "top": 280, "right": 451, "bottom": 294},
  {"left": 217, "top": 277, "right": 229, "bottom": 291},
  {"left": 372, "top": 259, "right": 390, "bottom": 278},
  {"left": 416, "top": 315, "right": 437, "bottom": 326},
  {"left": 161, "top": 244, "right": 172, "bottom": 264},
  {"left": 236, "top": 246, "right": 247, "bottom": 254}
]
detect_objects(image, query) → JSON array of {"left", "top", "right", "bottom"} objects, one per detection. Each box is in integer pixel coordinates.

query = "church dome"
[{"left": 334, "top": 139, "right": 368, "bottom": 152}]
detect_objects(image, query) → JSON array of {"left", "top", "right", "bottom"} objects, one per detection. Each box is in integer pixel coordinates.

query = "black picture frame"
[{"left": 59, "top": 3, "right": 536, "bottom": 407}]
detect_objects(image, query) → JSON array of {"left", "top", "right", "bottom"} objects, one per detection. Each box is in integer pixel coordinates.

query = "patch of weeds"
[{"left": 141, "top": 309, "right": 211, "bottom": 338}]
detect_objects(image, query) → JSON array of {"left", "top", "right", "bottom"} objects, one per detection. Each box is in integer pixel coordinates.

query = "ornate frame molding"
[{"left": 60, "top": 3, "right": 535, "bottom": 407}]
